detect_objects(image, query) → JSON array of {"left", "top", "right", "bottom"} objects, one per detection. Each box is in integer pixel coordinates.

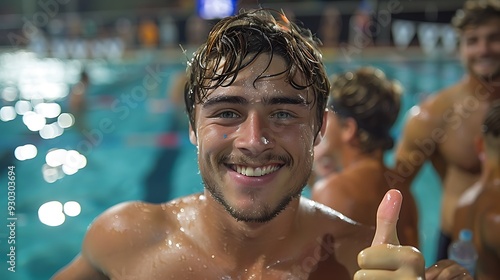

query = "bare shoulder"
[
  {"left": 299, "top": 196, "right": 373, "bottom": 240},
  {"left": 83, "top": 195, "right": 201, "bottom": 272},
  {"left": 396, "top": 82, "right": 466, "bottom": 163},
  {"left": 403, "top": 81, "right": 465, "bottom": 128},
  {"left": 298, "top": 197, "right": 373, "bottom": 274},
  {"left": 311, "top": 173, "right": 350, "bottom": 205},
  {"left": 83, "top": 201, "right": 171, "bottom": 259}
]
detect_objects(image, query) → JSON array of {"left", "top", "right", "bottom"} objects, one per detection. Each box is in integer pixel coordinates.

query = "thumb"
[{"left": 371, "top": 189, "right": 402, "bottom": 246}]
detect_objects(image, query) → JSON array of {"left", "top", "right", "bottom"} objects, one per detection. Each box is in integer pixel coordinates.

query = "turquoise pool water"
[{"left": 0, "top": 51, "right": 463, "bottom": 280}]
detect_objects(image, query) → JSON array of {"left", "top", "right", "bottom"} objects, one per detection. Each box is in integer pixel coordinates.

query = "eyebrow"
[
  {"left": 262, "top": 96, "right": 308, "bottom": 106},
  {"left": 202, "top": 95, "right": 308, "bottom": 108},
  {"left": 202, "top": 96, "right": 247, "bottom": 108}
]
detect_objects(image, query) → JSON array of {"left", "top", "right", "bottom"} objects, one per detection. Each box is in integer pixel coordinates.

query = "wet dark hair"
[
  {"left": 184, "top": 9, "right": 330, "bottom": 135},
  {"left": 328, "top": 67, "right": 402, "bottom": 153},
  {"left": 452, "top": 0, "right": 500, "bottom": 32}
]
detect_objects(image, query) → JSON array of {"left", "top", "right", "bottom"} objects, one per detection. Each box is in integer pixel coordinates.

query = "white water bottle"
[{"left": 448, "top": 229, "right": 478, "bottom": 276}]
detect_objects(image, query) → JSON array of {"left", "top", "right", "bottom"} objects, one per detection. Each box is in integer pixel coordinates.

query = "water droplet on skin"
[
  {"left": 176, "top": 243, "right": 182, "bottom": 249},
  {"left": 188, "top": 266, "right": 193, "bottom": 272},
  {"left": 179, "top": 255, "right": 186, "bottom": 261},
  {"left": 211, "top": 254, "right": 215, "bottom": 259},
  {"left": 203, "top": 264, "right": 208, "bottom": 269},
  {"left": 266, "top": 260, "right": 281, "bottom": 269}
]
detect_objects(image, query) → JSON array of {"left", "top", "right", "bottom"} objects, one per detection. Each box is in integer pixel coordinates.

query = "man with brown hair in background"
[
  {"left": 394, "top": 0, "right": 500, "bottom": 260},
  {"left": 311, "top": 67, "right": 419, "bottom": 248}
]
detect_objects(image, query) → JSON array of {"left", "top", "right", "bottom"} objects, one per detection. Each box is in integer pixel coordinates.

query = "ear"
[
  {"left": 189, "top": 123, "right": 197, "bottom": 146},
  {"left": 314, "top": 109, "right": 329, "bottom": 146},
  {"left": 341, "top": 118, "right": 357, "bottom": 143},
  {"left": 475, "top": 135, "right": 485, "bottom": 162}
]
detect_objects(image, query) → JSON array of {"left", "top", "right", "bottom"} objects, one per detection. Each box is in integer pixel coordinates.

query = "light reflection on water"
[{"left": 0, "top": 51, "right": 121, "bottom": 184}]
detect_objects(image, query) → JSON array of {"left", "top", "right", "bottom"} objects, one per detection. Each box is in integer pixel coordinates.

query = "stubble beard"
[{"left": 201, "top": 163, "right": 310, "bottom": 223}]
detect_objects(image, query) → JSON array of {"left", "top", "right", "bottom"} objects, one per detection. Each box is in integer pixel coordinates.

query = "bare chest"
[
  {"left": 438, "top": 100, "right": 488, "bottom": 171},
  {"left": 104, "top": 236, "right": 352, "bottom": 280}
]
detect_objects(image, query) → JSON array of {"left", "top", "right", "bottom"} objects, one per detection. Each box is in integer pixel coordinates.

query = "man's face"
[
  {"left": 190, "top": 54, "right": 321, "bottom": 223},
  {"left": 460, "top": 18, "right": 500, "bottom": 82},
  {"left": 313, "top": 111, "right": 343, "bottom": 178}
]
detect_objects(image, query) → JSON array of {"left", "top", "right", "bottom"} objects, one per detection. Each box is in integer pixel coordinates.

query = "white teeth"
[{"left": 235, "top": 165, "right": 279, "bottom": 177}]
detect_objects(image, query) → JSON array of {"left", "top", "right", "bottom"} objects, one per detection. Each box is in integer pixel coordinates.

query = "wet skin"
[{"left": 53, "top": 55, "right": 430, "bottom": 280}]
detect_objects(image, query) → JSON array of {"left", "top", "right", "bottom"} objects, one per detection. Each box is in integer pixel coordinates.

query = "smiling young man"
[
  {"left": 52, "top": 9, "right": 469, "bottom": 280},
  {"left": 394, "top": 0, "right": 500, "bottom": 260}
]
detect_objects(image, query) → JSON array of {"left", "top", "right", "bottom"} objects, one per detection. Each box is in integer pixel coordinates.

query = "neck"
[
  {"left": 465, "top": 74, "right": 500, "bottom": 100},
  {"left": 339, "top": 145, "right": 384, "bottom": 168},
  {"left": 199, "top": 190, "right": 301, "bottom": 265}
]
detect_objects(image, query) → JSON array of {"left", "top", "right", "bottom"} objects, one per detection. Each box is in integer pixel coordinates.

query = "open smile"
[{"left": 227, "top": 164, "right": 282, "bottom": 177}]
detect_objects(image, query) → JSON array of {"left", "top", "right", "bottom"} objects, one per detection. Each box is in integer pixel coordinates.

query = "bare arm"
[
  {"left": 312, "top": 176, "right": 368, "bottom": 225},
  {"left": 393, "top": 102, "right": 443, "bottom": 189},
  {"left": 52, "top": 201, "right": 154, "bottom": 279},
  {"left": 52, "top": 254, "right": 108, "bottom": 280}
]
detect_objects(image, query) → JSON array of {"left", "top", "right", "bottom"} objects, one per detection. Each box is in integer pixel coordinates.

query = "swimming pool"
[{"left": 0, "top": 50, "right": 463, "bottom": 279}]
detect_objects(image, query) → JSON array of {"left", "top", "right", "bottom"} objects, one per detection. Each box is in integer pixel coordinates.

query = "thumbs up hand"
[{"left": 354, "top": 189, "right": 425, "bottom": 279}]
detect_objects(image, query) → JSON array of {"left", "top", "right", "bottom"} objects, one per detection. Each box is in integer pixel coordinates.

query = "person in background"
[
  {"left": 143, "top": 71, "right": 188, "bottom": 203},
  {"left": 138, "top": 17, "right": 159, "bottom": 49},
  {"left": 311, "top": 67, "right": 419, "bottom": 248},
  {"left": 393, "top": 0, "right": 500, "bottom": 260},
  {"left": 452, "top": 100, "right": 500, "bottom": 279},
  {"left": 53, "top": 9, "right": 471, "bottom": 280},
  {"left": 318, "top": 5, "right": 341, "bottom": 49},
  {"left": 69, "top": 70, "right": 90, "bottom": 133}
]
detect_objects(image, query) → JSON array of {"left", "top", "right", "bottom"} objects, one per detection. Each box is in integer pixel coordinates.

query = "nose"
[
  {"left": 477, "top": 38, "right": 493, "bottom": 55},
  {"left": 234, "top": 112, "right": 274, "bottom": 156}
]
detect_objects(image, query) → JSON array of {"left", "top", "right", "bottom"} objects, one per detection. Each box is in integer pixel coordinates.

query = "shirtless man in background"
[
  {"left": 393, "top": 0, "right": 500, "bottom": 260},
  {"left": 452, "top": 101, "right": 500, "bottom": 279},
  {"left": 312, "top": 67, "right": 419, "bottom": 248}
]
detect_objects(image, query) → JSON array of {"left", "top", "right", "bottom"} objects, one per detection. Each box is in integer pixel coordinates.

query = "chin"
[
  {"left": 227, "top": 192, "right": 301, "bottom": 223},
  {"left": 471, "top": 66, "right": 500, "bottom": 82}
]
